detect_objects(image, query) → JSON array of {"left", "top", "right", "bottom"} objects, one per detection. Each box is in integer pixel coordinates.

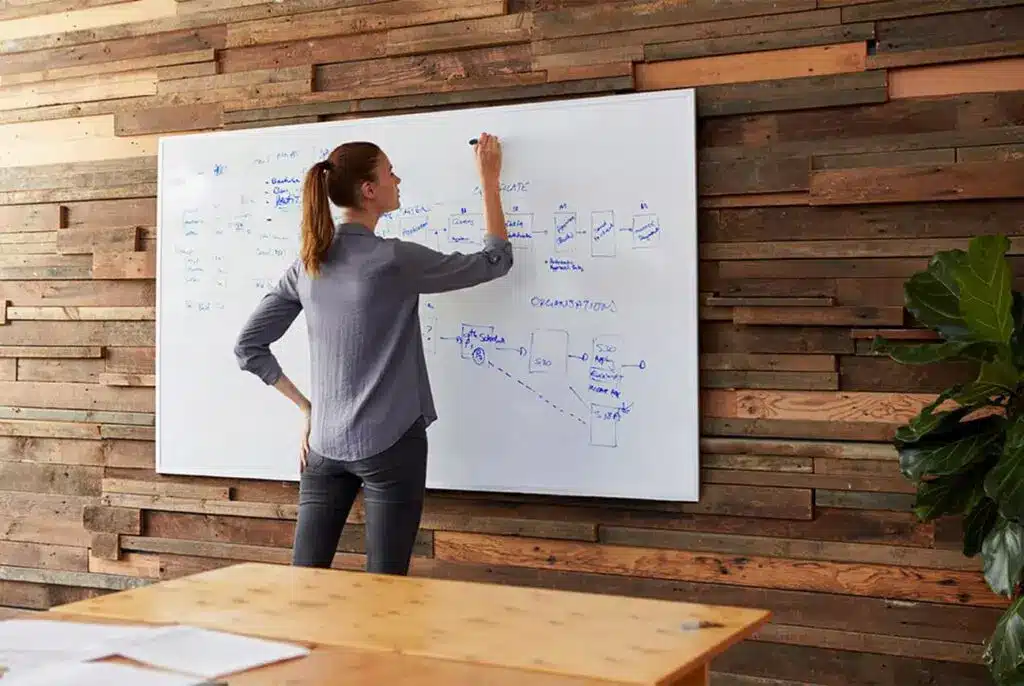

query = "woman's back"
[{"left": 234, "top": 220, "right": 513, "bottom": 462}]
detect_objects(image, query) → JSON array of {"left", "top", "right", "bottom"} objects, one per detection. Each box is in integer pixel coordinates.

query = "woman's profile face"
[{"left": 366, "top": 152, "right": 401, "bottom": 213}]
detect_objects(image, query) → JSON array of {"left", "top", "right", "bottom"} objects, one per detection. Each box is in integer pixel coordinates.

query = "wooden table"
[{"left": 44, "top": 562, "right": 768, "bottom": 685}]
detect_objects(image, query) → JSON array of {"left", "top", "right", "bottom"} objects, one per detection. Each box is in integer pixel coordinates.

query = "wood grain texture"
[
  {"left": 0, "top": 1, "right": 1016, "bottom": 682},
  {"left": 809, "top": 160, "right": 1024, "bottom": 205}
]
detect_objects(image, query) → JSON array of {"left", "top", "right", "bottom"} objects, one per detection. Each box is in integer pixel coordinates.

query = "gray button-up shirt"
[{"left": 234, "top": 222, "right": 514, "bottom": 461}]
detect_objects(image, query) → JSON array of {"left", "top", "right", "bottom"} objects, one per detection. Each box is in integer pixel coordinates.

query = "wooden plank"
[
  {"left": 0, "top": 0, "right": 134, "bottom": 22},
  {"left": 314, "top": 44, "right": 536, "bottom": 100},
  {"left": 218, "top": 32, "right": 385, "bottom": 74},
  {"left": 716, "top": 257, "right": 930, "bottom": 280},
  {"left": 0, "top": 564, "right": 148, "bottom": 590},
  {"left": 707, "top": 389, "right": 939, "bottom": 425},
  {"left": 0, "top": 49, "right": 213, "bottom": 86},
  {"left": 157, "top": 65, "right": 311, "bottom": 94},
  {"left": 387, "top": 12, "right": 533, "bottom": 56},
  {"left": 0, "top": 380, "right": 152, "bottom": 413},
  {"left": 226, "top": 0, "right": 505, "bottom": 48},
  {"left": 810, "top": 160, "right": 1024, "bottom": 205},
  {"left": 702, "top": 236, "right": 1024, "bottom": 260},
  {"left": 91, "top": 251, "right": 156, "bottom": 279},
  {"left": 0, "top": 158, "right": 154, "bottom": 193},
  {"left": 0, "top": 204, "right": 62, "bottom": 232},
  {"left": 90, "top": 532, "right": 120, "bottom": 560},
  {"left": 874, "top": 6, "right": 1024, "bottom": 54},
  {"left": 114, "top": 103, "right": 221, "bottom": 135},
  {"left": 103, "top": 492, "right": 298, "bottom": 519},
  {"left": 0, "top": 281, "right": 153, "bottom": 307},
  {"left": 702, "top": 454, "right": 812, "bottom": 472},
  {"left": 598, "top": 527, "right": 974, "bottom": 571},
  {"left": 755, "top": 623, "right": 983, "bottom": 665},
  {"left": 103, "top": 477, "right": 228, "bottom": 500},
  {"left": 532, "top": 0, "right": 817, "bottom": 40},
  {"left": 0, "top": 540, "right": 87, "bottom": 572},
  {"left": 701, "top": 91, "right": 1024, "bottom": 149},
  {"left": 0, "top": 461, "right": 101, "bottom": 496},
  {"left": 0, "top": 404, "right": 150, "bottom": 426},
  {"left": 56, "top": 226, "right": 141, "bottom": 254},
  {"left": 0, "top": 71, "right": 158, "bottom": 112},
  {"left": 702, "top": 201, "right": 1024, "bottom": 242},
  {"left": 646, "top": 23, "right": 875, "bottom": 62},
  {"left": 841, "top": 0, "right": 1022, "bottom": 22},
  {"left": 959, "top": 143, "right": 1024, "bottom": 163},
  {"left": 699, "top": 155, "right": 809, "bottom": 195},
  {"left": 697, "top": 70, "right": 887, "bottom": 118},
  {"left": 733, "top": 306, "right": 904, "bottom": 326},
  {"left": 700, "top": 354, "right": 836, "bottom": 372},
  {"left": 0, "top": 115, "right": 160, "bottom": 170},
  {"left": 104, "top": 347, "right": 154, "bottom": 373},
  {"left": 812, "top": 148, "right": 956, "bottom": 171},
  {"left": 6, "top": 306, "right": 154, "bottom": 320},
  {"left": 889, "top": 57, "right": 1024, "bottom": 98},
  {"left": 840, "top": 356, "right": 977, "bottom": 393},
  {"left": 702, "top": 468, "right": 914, "bottom": 495},
  {"left": 702, "top": 370, "right": 839, "bottom": 391},
  {"left": 869, "top": 40, "right": 1024, "bottom": 69},
  {"left": 701, "top": 323, "right": 856, "bottom": 354},
  {"left": 701, "top": 437, "right": 895, "bottom": 460},
  {"left": 635, "top": 43, "right": 866, "bottom": 90},
  {"left": 82, "top": 505, "right": 141, "bottom": 534},
  {"left": 433, "top": 533, "right": 1003, "bottom": 607},
  {"left": 0, "top": 358, "right": 13, "bottom": 380},
  {"left": 98, "top": 372, "right": 156, "bottom": 386}
]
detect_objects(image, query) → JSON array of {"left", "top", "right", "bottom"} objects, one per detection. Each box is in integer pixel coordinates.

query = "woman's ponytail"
[{"left": 300, "top": 160, "right": 335, "bottom": 277}]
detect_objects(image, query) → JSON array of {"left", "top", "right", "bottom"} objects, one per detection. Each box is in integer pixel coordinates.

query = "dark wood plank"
[
  {"left": 646, "top": 22, "right": 874, "bottom": 61},
  {"left": 532, "top": 0, "right": 817, "bottom": 40},
  {"left": 842, "top": 0, "right": 1023, "bottom": 22},
  {"left": 696, "top": 70, "right": 888, "bottom": 118},
  {"left": 810, "top": 160, "right": 1024, "bottom": 205}
]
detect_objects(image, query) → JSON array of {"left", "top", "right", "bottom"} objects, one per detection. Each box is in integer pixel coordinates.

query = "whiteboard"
[{"left": 156, "top": 89, "right": 699, "bottom": 502}]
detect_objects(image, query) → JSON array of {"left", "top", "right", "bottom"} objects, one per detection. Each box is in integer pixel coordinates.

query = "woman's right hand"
[{"left": 474, "top": 133, "right": 501, "bottom": 187}]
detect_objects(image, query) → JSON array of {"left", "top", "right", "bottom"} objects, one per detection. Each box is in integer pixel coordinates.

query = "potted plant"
[{"left": 872, "top": 234, "right": 1024, "bottom": 685}]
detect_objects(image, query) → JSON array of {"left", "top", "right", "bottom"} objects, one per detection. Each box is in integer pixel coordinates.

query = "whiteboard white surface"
[{"left": 156, "top": 89, "right": 699, "bottom": 501}]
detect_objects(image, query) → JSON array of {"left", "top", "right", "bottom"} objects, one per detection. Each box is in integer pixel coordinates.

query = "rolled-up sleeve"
[
  {"left": 394, "top": 234, "right": 513, "bottom": 294},
  {"left": 234, "top": 262, "right": 302, "bottom": 385}
]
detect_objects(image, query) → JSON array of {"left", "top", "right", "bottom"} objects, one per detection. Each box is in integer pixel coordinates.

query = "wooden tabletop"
[{"left": 51, "top": 562, "right": 769, "bottom": 684}]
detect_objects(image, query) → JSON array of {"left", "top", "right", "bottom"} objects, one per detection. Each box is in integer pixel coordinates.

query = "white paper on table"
[
  {"left": 0, "top": 660, "right": 208, "bottom": 686},
  {"left": 0, "top": 620, "right": 161, "bottom": 676},
  {"left": 116, "top": 624, "right": 311, "bottom": 678},
  {"left": 0, "top": 619, "right": 157, "bottom": 652}
]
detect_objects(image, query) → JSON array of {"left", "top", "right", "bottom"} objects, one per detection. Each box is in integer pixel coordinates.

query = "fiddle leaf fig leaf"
[
  {"left": 954, "top": 234, "right": 1015, "bottom": 344},
  {"left": 982, "top": 517, "right": 1024, "bottom": 597},
  {"left": 905, "top": 249, "right": 972, "bottom": 341},
  {"left": 897, "top": 416, "right": 1002, "bottom": 482},
  {"left": 985, "top": 595, "right": 1024, "bottom": 684},
  {"left": 964, "top": 496, "right": 1000, "bottom": 558}
]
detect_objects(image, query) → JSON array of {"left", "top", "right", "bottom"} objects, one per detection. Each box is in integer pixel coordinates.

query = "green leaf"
[
  {"left": 986, "top": 414, "right": 1024, "bottom": 522},
  {"left": 871, "top": 338, "right": 968, "bottom": 364},
  {"left": 1011, "top": 290, "right": 1024, "bottom": 370},
  {"left": 955, "top": 234, "right": 1014, "bottom": 344},
  {"left": 894, "top": 387, "right": 973, "bottom": 446},
  {"left": 964, "top": 496, "right": 1000, "bottom": 558},
  {"left": 953, "top": 356, "right": 1020, "bottom": 406},
  {"left": 982, "top": 517, "right": 1024, "bottom": 596},
  {"left": 904, "top": 250, "right": 972, "bottom": 341},
  {"left": 897, "top": 416, "right": 1002, "bottom": 482},
  {"left": 986, "top": 595, "right": 1024, "bottom": 683},
  {"left": 913, "top": 472, "right": 980, "bottom": 521}
]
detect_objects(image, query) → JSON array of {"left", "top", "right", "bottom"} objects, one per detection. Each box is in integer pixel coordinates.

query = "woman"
[{"left": 234, "top": 133, "right": 513, "bottom": 575}]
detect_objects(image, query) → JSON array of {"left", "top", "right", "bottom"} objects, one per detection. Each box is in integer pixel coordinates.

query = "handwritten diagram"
[{"left": 425, "top": 316, "right": 644, "bottom": 448}]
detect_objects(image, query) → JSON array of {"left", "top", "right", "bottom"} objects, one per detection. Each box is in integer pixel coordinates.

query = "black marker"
[{"left": 468, "top": 138, "right": 478, "bottom": 145}]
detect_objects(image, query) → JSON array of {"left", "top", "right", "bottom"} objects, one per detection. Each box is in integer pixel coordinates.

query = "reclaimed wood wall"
[{"left": 1, "top": 0, "right": 1024, "bottom": 683}]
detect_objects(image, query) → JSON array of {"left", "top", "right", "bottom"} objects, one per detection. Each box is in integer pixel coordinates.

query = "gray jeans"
[{"left": 292, "top": 417, "right": 427, "bottom": 575}]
